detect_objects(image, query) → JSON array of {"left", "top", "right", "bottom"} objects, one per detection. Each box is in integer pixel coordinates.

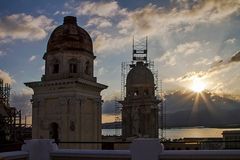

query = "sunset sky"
[{"left": 0, "top": 0, "right": 240, "bottom": 122}]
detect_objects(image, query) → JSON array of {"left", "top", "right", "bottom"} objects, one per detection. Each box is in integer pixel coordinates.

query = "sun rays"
[{"left": 174, "top": 77, "right": 217, "bottom": 122}]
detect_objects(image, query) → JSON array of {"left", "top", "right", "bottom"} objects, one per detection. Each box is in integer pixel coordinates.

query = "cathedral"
[{"left": 25, "top": 16, "right": 107, "bottom": 148}]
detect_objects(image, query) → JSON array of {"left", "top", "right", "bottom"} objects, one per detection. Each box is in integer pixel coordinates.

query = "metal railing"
[{"left": 56, "top": 140, "right": 240, "bottom": 150}]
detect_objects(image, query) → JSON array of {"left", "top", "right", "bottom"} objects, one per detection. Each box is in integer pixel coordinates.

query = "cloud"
[
  {"left": 86, "top": 17, "right": 112, "bottom": 28},
  {"left": 54, "top": 10, "right": 71, "bottom": 16},
  {"left": 206, "top": 62, "right": 240, "bottom": 95},
  {"left": 66, "top": 1, "right": 240, "bottom": 56},
  {"left": 0, "top": 13, "right": 55, "bottom": 41},
  {"left": 157, "top": 41, "right": 202, "bottom": 66},
  {"left": 0, "top": 38, "right": 12, "bottom": 44},
  {"left": 163, "top": 78, "right": 176, "bottom": 83},
  {"left": 20, "top": 87, "right": 33, "bottom": 95},
  {"left": 63, "top": 1, "right": 240, "bottom": 97},
  {"left": 0, "top": 69, "right": 15, "bottom": 84},
  {"left": 92, "top": 32, "right": 131, "bottom": 54},
  {"left": 193, "top": 58, "right": 211, "bottom": 66},
  {"left": 75, "top": 1, "right": 124, "bottom": 17},
  {"left": 164, "top": 50, "right": 240, "bottom": 95},
  {"left": 210, "top": 50, "right": 240, "bottom": 70},
  {"left": 97, "top": 67, "right": 108, "bottom": 76},
  {"left": 117, "top": 1, "right": 240, "bottom": 35},
  {"left": 102, "top": 114, "right": 116, "bottom": 123},
  {"left": 193, "top": 56, "right": 221, "bottom": 66},
  {"left": 40, "top": 65, "right": 45, "bottom": 72},
  {"left": 0, "top": 50, "right": 6, "bottom": 56},
  {"left": 176, "top": 51, "right": 239, "bottom": 83},
  {"left": 157, "top": 51, "right": 177, "bottom": 66},
  {"left": 176, "top": 41, "right": 201, "bottom": 56},
  {"left": 102, "top": 100, "right": 116, "bottom": 115},
  {"left": 29, "top": 55, "right": 36, "bottom": 62},
  {"left": 176, "top": 71, "right": 206, "bottom": 82},
  {"left": 225, "top": 38, "right": 236, "bottom": 44}
]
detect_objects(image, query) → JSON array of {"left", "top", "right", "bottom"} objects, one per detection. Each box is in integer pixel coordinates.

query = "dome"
[
  {"left": 46, "top": 16, "right": 93, "bottom": 54},
  {"left": 126, "top": 61, "right": 154, "bottom": 88}
]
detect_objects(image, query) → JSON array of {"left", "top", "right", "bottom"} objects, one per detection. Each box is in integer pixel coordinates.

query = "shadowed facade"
[
  {"left": 121, "top": 61, "right": 160, "bottom": 139},
  {"left": 25, "top": 16, "right": 107, "bottom": 148}
]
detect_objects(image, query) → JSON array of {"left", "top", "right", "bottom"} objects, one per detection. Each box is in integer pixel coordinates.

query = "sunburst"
[{"left": 191, "top": 77, "right": 206, "bottom": 93}]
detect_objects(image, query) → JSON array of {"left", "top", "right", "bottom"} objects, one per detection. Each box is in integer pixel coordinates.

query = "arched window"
[
  {"left": 85, "top": 61, "right": 90, "bottom": 75},
  {"left": 70, "top": 63, "right": 77, "bottom": 73},
  {"left": 69, "top": 59, "right": 78, "bottom": 73},
  {"left": 53, "top": 64, "right": 59, "bottom": 74},
  {"left": 51, "top": 59, "right": 59, "bottom": 74}
]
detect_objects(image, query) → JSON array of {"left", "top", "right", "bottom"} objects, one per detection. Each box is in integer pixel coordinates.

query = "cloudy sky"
[{"left": 1, "top": 0, "right": 240, "bottom": 122}]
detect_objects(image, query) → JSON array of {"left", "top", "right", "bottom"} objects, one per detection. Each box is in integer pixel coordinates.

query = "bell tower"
[
  {"left": 120, "top": 37, "right": 160, "bottom": 139},
  {"left": 25, "top": 16, "right": 107, "bottom": 148},
  {"left": 43, "top": 16, "right": 95, "bottom": 82}
]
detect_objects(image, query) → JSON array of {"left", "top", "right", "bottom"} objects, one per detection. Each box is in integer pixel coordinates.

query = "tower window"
[
  {"left": 69, "top": 63, "right": 77, "bottom": 73},
  {"left": 144, "top": 90, "right": 149, "bottom": 96},
  {"left": 85, "top": 61, "right": 90, "bottom": 75},
  {"left": 53, "top": 64, "right": 59, "bottom": 74},
  {"left": 134, "top": 91, "right": 139, "bottom": 96}
]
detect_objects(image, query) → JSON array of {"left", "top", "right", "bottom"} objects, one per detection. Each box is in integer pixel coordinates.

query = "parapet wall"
[{"left": 1, "top": 139, "right": 240, "bottom": 160}]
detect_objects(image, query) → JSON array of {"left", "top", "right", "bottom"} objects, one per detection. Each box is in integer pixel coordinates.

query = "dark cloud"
[
  {"left": 210, "top": 50, "right": 240, "bottom": 70},
  {"left": 230, "top": 51, "right": 240, "bottom": 62},
  {"left": 164, "top": 90, "right": 240, "bottom": 127},
  {"left": 102, "top": 100, "right": 120, "bottom": 115},
  {"left": 102, "top": 90, "right": 240, "bottom": 127},
  {"left": 165, "top": 90, "right": 239, "bottom": 113}
]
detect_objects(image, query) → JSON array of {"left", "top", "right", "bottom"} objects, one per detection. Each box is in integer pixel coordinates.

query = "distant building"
[
  {"left": 120, "top": 38, "right": 160, "bottom": 139},
  {"left": 184, "top": 138, "right": 223, "bottom": 150},
  {"left": 25, "top": 16, "right": 107, "bottom": 148},
  {"left": 222, "top": 130, "right": 240, "bottom": 149}
]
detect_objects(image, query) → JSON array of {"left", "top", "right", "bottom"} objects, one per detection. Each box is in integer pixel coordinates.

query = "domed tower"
[
  {"left": 43, "top": 16, "right": 95, "bottom": 81},
  {"left": 25, "top": 16, "right": 107, "bottom": 148},
  {"left": 121, "top": 38, "right": 160, "bottom": 139}
]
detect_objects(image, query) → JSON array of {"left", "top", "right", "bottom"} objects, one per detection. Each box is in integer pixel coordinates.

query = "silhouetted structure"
[
  {"left": 0, "top": 79, "right": 30, "bottom": 144},
  {"left": 120, "top": 38, "right": 161, "bottom": 139}
]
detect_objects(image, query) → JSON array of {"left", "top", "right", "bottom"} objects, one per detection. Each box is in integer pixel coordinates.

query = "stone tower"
[
  {"left": 25, "top": 16, "right": 107, "bottom": 147},
  {"left": 120, "top": 38, "right": 160, "bottom": 139}
]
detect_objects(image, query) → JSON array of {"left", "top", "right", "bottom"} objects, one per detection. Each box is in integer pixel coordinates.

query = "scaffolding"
[
  {"left": 0, "top": 79, "right": 31, "bottom": 143},
  {"left": 132, "top": 36, "right": 148, "bottom": 63},
  {"left": 0, "top": 79, "right": 10, "bottom": 106},
  {"left": 120, "top": 62, "right": 131, "bottom": 100}
]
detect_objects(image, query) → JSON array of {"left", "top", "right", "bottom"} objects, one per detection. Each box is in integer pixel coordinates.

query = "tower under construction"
[{"left": 119, "top": 37, "right": 163, "bottom": 139}]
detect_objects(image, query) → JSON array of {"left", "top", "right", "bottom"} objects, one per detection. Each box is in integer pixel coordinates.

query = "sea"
[{"left": 102, "top": 127, "right": 240, "bottom": 139}]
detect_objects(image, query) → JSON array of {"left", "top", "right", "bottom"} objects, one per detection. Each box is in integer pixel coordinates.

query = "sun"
[{"left": 191, "top": 78, "right": 206, "bottom": 93}]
